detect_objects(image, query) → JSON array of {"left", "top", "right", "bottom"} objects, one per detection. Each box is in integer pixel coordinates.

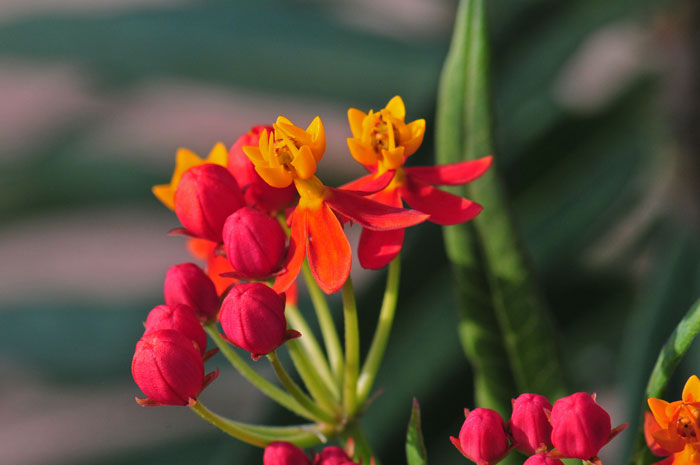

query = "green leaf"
[
  {"left": 435, "top": 0, "right": 567, "bottom": 416},
  {"left": 405, "top": 399, "right": 427, "bottom": 465}
]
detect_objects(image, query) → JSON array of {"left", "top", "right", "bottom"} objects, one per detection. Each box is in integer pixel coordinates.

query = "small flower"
[
  {"left": 244, "top": 117, "right": 428, "bottom": 294},
  {"left": 174, "top": 164, "right": 245, "bottom": 242},
  {"left": 152, "top": 143, "right": 228, "bottom": 210},
  {"left": 143, "top": 304, "right": 207, "bottom": 355},
  {"left": 164, "top": 263, "right": 220, "bottom": 321},
  {"left": 264, "top": 442, "right": 311, "bottom": 465},
  {"left": 228, "top": 126, "right": 297, "bottom": 212},
  {"left": 523, "top": 453, "right": 564, "bottom": 465},
  {"left": 450, "top": 408, "right": 509, "bottom": 465},
  {"left": 646, "top": 375, "right": 700, "bottom": 464},
  {"left": 219, "top": 282, "right": 299, "bottom": 360},
  {"left": 222, "top": 207, "right": 286, "bottom": 280},
  {"left": 550, "top": 392, "right": 612, "bottom": 460},
  {"left": 509, "top": 393, "right": 553, "bottom": 455},
  {"left": 132, "top": 329, "right": 217, "bottom": 406},
  {"left": 343, "top": 97, "right": 491, "bottom": 269}
]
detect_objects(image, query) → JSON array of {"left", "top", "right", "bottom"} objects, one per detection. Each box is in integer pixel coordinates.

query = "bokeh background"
[{"left": 1, "top": 0, "right": 699, "bottom": 464}]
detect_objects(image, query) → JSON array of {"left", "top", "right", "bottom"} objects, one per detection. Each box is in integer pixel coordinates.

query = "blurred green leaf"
[{"left": 405, "top": 399, "right": 428, "bottom": 465}]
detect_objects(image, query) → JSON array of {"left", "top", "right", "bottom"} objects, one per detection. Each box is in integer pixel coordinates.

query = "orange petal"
[
  {"left": 348, "top": 138, "right": 379, "bottom": 166},
  {"left": 206, "top": 142, "right": 229, "bottom": 166},
  {"left": 645, "top": 411, "right": 672, "bottom": 456},
  {"left": 290, "top": 145, "right": 317, "bottom": 180},
  {"left": 305, "top": 203, "right": 351, "bottom": 294},
  {"left": 649, "top": 398, "right": 673, "bottom": 428},
  {"left": 306, "top": 116, "right": 326, "bottom": 161},
  {"left": 273, "top": 208, "right": 307, "bottom": 293},
  {"left": 384, "top": 95, "right": 405, "bottom": 120},
  {"left": 348, "top": 108, "right": 367, "bottom": 139},
  {"left": 652, "top": 429, "right": 686, "bottom": 454},
  {"left": 682, "top": 375, "right": 700, "bottom": 403},
  {"left": 402, "top": 119, "right": 425, "bottom": 157}
]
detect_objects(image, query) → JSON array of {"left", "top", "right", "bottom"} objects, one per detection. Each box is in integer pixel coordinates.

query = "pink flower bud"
[
  {"left": 174, "top": 164, "right": 245, "bottom": 242},
  {"left": 219, "top": 282, "right": 298, "bottom": 359},
  {"left": 228, "top": 126, "right": 297, "bottom": 212},
  {"left": 164, "top": 262, "right": 220, "bottom": 321},
  {"left": 523, "top": 453, "right": 564, "bottom": 465},
  {"left": 132, "top": 329, "right": 204, "bottom": 405},
  {"left": 509, "top": 393, "right": 553, "bottom": 454},
  {"left": 263, "top": 442, "right": 311, "bottom": 465},
  {"left": 313, "top": 446, "right": 357, "bottom": 465},
  {"left": 223, "top": 207, "right": 286, "bottom": 280},
  {"left": 451, "top": 408, "right": 509, "bottom": 465},
  {"left": 143, "top": 304, "right": 207, "bottom": 355},
  {"left": 550, "top": 392, "right": 611, "bottom": 460}
]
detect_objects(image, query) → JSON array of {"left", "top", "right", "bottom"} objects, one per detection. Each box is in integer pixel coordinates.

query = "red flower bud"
[
  {"left": 132, "top": 329, "right": 204, "bottom": 406},
  {"left": 223, "top": 207, "right": 286, "bottom": 280},
  {"left": 174, "top": 164, "right": 245, "bottom": 242},
  {"left": 550, "top": 392, "right": 611, "bottom": 460},
  {"left": 228, "top": 126, "right": 297, "bottom": 212},
  {"left": 263, "top": 442, "right": 311, "bottom": 465},
  {"left": 143, "top": 304, "right": 207, "bottom": 355},
  {"left": 313, "top": 446, "right": 357, "bottom": 465},
  {"left": 164, "top": 262, "right": 220, "bottom": 321},
  {"left": 509, "top": 393, "right": 553, "bottom": 454},
  {"left": 451, "top": 408, "right": 509, "bottom": 465},
  {"left": 219, "top": 282, "right": 298, "bottom": 359},
  {"left": 523, "top": 453, "right": 564, "bottom": 465}
]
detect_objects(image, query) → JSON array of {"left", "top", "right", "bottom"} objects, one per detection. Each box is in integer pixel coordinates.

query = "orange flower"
[
  {"left": 647, "top": 375, "right": 700, "bottom": 464},
  {"left": 243, "top": 116, "right": 428, "bottom": 294}
]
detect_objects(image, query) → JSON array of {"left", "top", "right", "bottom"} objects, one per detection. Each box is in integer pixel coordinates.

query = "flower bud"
[
  {"left": 143, "top": 304, "right": 207, "bottom": 355},
  {"left": 509, "top": 393, "right": 553, "bottom": 454},
  {"left": 451, "top": 408, "right": 509, "bottom": 465},
  {"left": 313, "top": 446, "right": 357, "bottom": 465},
  {"left": 264, "top": 442, "right": 311, "bottom": 465},
  {"left": 228, "top": 126, "right": 297, "bottom": 212},
  {"left": 219, "top": 282, "right": 298, "bottom": 359},
  {"left": 523, "top": 453, "right": 564, "bottom": 465},
  {"left": 164, "top": 262, "right": 220, "bottom": 321},
  {"left": 223, "top": 207, "right": 286, "bottom": 280},
  {"left": 132, "top": 329, "right": 204, "bottom": 405},
  {"left": 550, "top": 392, "right": 611, "bottom": 460},
  {"left": 174, "top": 164, "right": 245, "bottom": 242}
]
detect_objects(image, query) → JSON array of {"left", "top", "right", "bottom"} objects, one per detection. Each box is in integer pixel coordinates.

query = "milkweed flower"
[
  {"left": 450, "top": 408, "right": 510, "bottom": 465},
  {"left": 243, "top": 116, "right": 428, "bottom": 294},
  {"left": 344, "top": 96, "right": 492, "bottom": 269},
  {"left": 646, "top": 375, "right": 700, "bottom": 464}
]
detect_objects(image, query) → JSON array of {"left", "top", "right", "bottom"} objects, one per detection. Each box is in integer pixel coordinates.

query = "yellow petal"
[
  {"left": 206, "top": 142, "right": 228, "bottom": 166},
  {"left": 384, "top": 95, "right": 405, "bottom": 120},
  {"left": 242, "top": 145, "right": 264, "bottom": 166},
  {"left": 347, "top": 138, "right": 378, "bottom": 166},
  {"left": 649, "top": 398, "right": 672, "bottom": 428},
  {"left": 348, "top": 108, "right": 367, "bottom": 139},
  {"left": 381, "top": 146, "right": 405, "bottom": 170},
  {"left": 276, "top": 116, "right": 293, "bottom": 126},
  {"left": 291, "top": 145, "right": 317, "bottom": 180},
  {"left": 255, "top": 166, "right": 293, "bottom": 188},
  {"left": 152, "top": 184, "right": 175, "bottom": 210},
  {"left": 174, "top": 148, "right": 203, "bottom": 179},
  {"left": 306, "top": 116, "right": 326, "bottom": 162},
  {"left": 683, "top": 375, "right": 700, "bottom": 403}
]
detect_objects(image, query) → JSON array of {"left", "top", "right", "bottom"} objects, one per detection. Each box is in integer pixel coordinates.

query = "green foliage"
[{"left": 405, "top": 399, "right": 428, "bottom": 465}]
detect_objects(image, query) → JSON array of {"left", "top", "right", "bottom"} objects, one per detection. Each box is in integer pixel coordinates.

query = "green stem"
[
  {"left": 285, "top": 304, "right": 339, "bottom": 399},
  {"left": 286, "top": 338, "right": 341, "bottom": 416},
  {"left": 190, "top": 401, "right": 327, "bottom": 447},
  {"left": 267, "top": 351, "right": 336, "bottom": 423},
  {"left": 301, "top": 262, "right": 345, "bottom": 384},
  {"left": 342, "top": 276, "right": 360, "bottom": 416},
  {"left": 204, "top": 324, "right": 315, "bottom": 422},
  {"left": 357, "top": 255, "right": 401, "bottom": 404},
  {"left": 340, "top": 421, "right": 379, "bottom": 465}
]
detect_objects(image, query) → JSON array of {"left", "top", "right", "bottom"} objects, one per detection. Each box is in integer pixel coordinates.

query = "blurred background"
[{"left": 1, "top": 0, "right": 699, "bottom": 464}]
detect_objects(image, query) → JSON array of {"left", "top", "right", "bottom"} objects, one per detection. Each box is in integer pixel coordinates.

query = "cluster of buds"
[
  {"left": 451, "top": 392, "right": 627, "bottom": 465},
  {"left": 263, "top": 441, "right": 364, "bottom": 465}
]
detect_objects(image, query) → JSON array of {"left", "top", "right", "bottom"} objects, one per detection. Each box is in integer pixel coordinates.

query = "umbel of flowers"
[{"left": 131, "top": 96, "right": 494, "bottom": 462}]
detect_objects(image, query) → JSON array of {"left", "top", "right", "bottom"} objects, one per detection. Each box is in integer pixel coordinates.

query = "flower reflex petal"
[
  {"left": 404, "top": 156, "right": 493, "bottom": 186},
  {"left": 306, "top": 203, "right": 352, "bottom": 294},
  {"left": 272, "top": 207, "right": 308, "bottom": 295},
  {"left": 400, "top": 176, "right": 483, "bottom": 226},
  {"left": 153, "top": 143, "right": 228, "bottom": 210}
]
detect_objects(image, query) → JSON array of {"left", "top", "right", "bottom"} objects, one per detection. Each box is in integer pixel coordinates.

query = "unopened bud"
[
  {"left": 143, "top": 303, "right": 207, "bottom": 355},
  {"left": 509, "top": 393, "right": 553, "bottom": 455},
  {"left": 164, "top": 262, "right": 220, "bottom": 321},
  {"left": 263, "top": 442, "right": 311, "bottom": 465},
  {"left": 451, "top": 408, "right": 509, "bottom": 465},
  {"left": 550, "top": 392, "right": 611, "bottom": 460}
]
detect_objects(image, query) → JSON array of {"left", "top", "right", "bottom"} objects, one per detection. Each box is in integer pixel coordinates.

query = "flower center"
[
  {"left": 678, "top": 405, "right": 700, "bottom": 441},
  {"left": 369, "top": 113, "right": 400, "bottom": 153}
]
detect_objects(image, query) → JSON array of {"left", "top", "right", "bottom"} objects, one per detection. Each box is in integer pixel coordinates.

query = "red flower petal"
[
  {"left": 340, "top": 170, "right": 395, "bottom": 195},
  {"left": 400, "top": 178, "right": 482, "bottom": 226},
  {"left": 356, "top": 188, "right": 405, "bottom": 269},
  {"left": 326, "top": 187, "right": 428, "bottom": 231},
  {"left": 645, "top": 412, "right": 671, "bottom": 457},
  {"left": 272, "top": 208, "right": 307, "bottom": 293},
  {"left": 305, "top": 203, "right": 352, "bottom": 294},
  {"left": 403, "top": 156, "right": 492, "bottom": 186}
]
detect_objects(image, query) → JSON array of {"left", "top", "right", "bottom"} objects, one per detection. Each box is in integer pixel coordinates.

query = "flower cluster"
[
  {"left": 263, "top": 442, "right": 362, "bottom": 465},
  {"left": 451, "top": 392, "right": 627, "bottom": 465},
  {"left": 646, "top": 375, "right": 700, "bottom": 465}
]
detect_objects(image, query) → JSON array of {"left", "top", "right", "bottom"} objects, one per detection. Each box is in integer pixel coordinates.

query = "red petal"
[
  {"left": 305, "top": 203, "right": 351, "bottom": 294},
  {"left": 272, "top": 208, "right": 307, "bottom": 293},
  {"left": 326, "top": 187, "right": 428, "bottom": 231},
  {"left": 357, "top": 188, "right": 405, "bottom": 269},
  {"left": 400, "top": 178, "right": 482, "bottom": 226},
  {"left": 340, "top": 170, "right": 395, "bottom": 195},
  {"left": 404, "top": 156, "right": 492, "bottom": 186}
]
